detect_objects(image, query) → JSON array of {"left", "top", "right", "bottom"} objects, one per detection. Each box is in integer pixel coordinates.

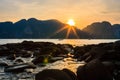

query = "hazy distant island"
[{"left": 0, "top": 18, "right": 120, "bottom": 39}]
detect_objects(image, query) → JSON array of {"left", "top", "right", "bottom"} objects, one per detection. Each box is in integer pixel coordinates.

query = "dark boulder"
[
  {"left": 100, "top": 50, "right": 120, "bottom": 61},
  {"left": 62, "top": 68, "right": 78, "bottom": 80},
  {"left": 32, "top": 55, "right": 48, "bottom": 65},
  {"left": 102, "top": 61, "right": 115, "bottom": 73},
  {"left": 0, "top": 62, "right": 8, "bottom": 67},
  {"left": 73, "top": 45, "right": 93, "bottom": 59},
  {"left": 6, "top": 54, "right": 16, "bottom": 60},
  {"left": 21, "top": 51, "right": 33, "bottom": 58},
  {"left": 49, "top": 57, "right": 64, "bottom": 63},
  {"left": 35, "top": 69, "right": 73, "bottom": 80},
  {"left": 0, "top": 46, "right": 9, "bottom": 56},
  {"left": 4, "top": 63, "right": 36, "bottom": 73},
  {"left": 14, "top": 58, "right": 25, "bottom": 63},
  {"left": 77, "top": 59, "right": 113, "bottom": 80},
  {"left": 81, "top": 47, "right": 106, "bottom": 62}
]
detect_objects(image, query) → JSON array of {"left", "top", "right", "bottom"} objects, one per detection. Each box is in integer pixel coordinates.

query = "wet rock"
[
  {"left": 81, "top": 47, "right": 106, "bottom": 62},
  {"left": 100, "top": 50, "right": 120, "bottom": 61},
  {"left": 21, "top": 51, "right": 33, "bottom": 58},
  {"left": 114, "top": 71, "right": 120, "bottom": 80},
  {"left": 0, "top": 46, "right": 9, "bottom": 56},
  {"left": 4, "top": 63, "right": 36, "bottom": 73},
  {"left": 6, "top": 54, "right": 16, "bottom": 60},
  {"left": 0, "top": 62, "right": 8, "bottom": 67},
  {"left": 102, "top": 42, "right": 114, "bottom": 50},
  {"left": 102, "top": 61, "right": 115, "bottom": 73},
  {"left": 32, "top": 55, "right": 48, "bottom": 65},
  {"left": 50, "top": 57, "right": 64, "bottom": 62},
  {"left": 62, "top": 44, "right": 73, "bottom": 52},
  {"left": 35, "top": 69, "right": 73, "bottom": 80},
  {"left": 14, "top": 58, "right": 25, "bottom": 63},
  {"left": 73, "top": 45, "right": 93, "bottom": 59},
  {"left": 33, "top": 48, "right": 41, "bottom": 57},
  {"left": 113, "top": 40, "right": 120, "bottom": 51},
  {"left": 62, "top": 68, "right": 78, "bottom": 80},
  {"left": 77, "top": 59, "right": 113, "bottom": 80}
]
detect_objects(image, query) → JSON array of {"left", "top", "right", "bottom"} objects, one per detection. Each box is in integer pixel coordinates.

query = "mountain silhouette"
[
  {"left": 83, "top": 21, "right": 120, "bottom": 39},
  {"left": 0, "top": 18, "right": 90, "bottom": 39},
  {"left": 0, "top": 18, "right": 120, "bottom": 39}
]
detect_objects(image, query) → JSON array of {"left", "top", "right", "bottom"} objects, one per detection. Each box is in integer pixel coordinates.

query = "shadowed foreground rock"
[
  {"left": 35, "top": 69, "right": 74, "bottom": 80},
  {"left": 4, "top": 63, "right": 36, "bottom": 73},
  {"left": 77, "top": 59, "right": 113, "bottom": 80},
  {"left": 62, "top": 68, "right": 78, "bottom": 80}
]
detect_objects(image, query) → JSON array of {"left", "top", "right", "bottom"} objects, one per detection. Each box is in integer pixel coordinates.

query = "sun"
[{"left": 67, "top": 19, "right": 75, "bottom": 26}]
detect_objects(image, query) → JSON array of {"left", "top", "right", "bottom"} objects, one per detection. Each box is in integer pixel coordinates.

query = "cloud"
[
  {"left": 102, "top": 0, "right": 120, "bottom": 13},
  {"left": 0, "top": 0, "right": 19, "bottom": 13}
]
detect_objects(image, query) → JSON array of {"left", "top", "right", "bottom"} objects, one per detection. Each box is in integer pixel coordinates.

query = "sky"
[{"left": 0, "top": 0, "right": 120, "bottom": 29}]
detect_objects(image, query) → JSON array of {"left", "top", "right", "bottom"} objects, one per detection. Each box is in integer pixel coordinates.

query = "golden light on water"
[{"left": 67, "top": 19, "right": 75, "bottom": 26}]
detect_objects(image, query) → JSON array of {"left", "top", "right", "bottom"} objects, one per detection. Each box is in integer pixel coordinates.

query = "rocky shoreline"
[{"left": 0, "top": 40, "right": 120, "bottom": 80}]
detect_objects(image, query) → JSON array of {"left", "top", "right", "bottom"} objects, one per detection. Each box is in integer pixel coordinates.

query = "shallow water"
[{"left": 0, "top": 57, "right": 84, "bottom": 80}]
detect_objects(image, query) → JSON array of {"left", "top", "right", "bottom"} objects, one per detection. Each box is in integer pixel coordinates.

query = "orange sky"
[{"left": 0, "top": 0, "right": 120, "bottom": 29}]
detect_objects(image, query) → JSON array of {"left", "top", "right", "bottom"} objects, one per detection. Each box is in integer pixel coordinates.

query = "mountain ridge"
[{"left": 0, "top": 18, "right": 120, "bottom": 39}]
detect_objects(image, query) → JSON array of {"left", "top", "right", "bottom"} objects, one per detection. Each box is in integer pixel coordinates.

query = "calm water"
[{"left": 0, "top": 39, "right": 119, "bottom": 46}]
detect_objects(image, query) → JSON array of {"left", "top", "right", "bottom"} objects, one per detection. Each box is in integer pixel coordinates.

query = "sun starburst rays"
[
  {"left": 66, "top": 26, "right": 71, "bottom": 39},
  {"left": 47, "top": 25, "right": 79, "bottom": 39}
]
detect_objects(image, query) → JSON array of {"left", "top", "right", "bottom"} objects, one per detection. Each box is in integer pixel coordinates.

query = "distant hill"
[
  {"left": 0, "top": 18, "right": 90, "bottom": 39},
  {"left": 83, "top": 21, "right": 120, "bottom": 39},
  {"left": 0, "top": 18, "right": 120, "bottom": 39}
]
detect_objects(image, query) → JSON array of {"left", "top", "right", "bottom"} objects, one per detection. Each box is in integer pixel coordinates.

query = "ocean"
[{"left": 0, "top": 39, "right": 119, "bottom": 46}]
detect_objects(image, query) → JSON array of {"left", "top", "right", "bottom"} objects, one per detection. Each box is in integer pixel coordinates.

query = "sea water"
[{"left": 0, "top": 39, "right": 119, "bottom": 46}]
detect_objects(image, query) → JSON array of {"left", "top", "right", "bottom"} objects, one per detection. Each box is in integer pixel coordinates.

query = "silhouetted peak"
[
  {"left": 102, "top": 21, "right": 111, "bottom": 27},
  {"left": 27, "top": 18, "right": 40, "bottom": 22},
  {"left": 0, "top": 21, "right": 13, "bottom": 24},
  {"left": 113, "top": 24, "right": 120, "bottom": 27},
  {"left": 15, "top": 19, "right": 27, "bottom": 24},
  {"left": 45, "top": 19, "right": 64, "bottom": 24},
  {"left": 91, "top": 22, "right": 101, "bottom": 26}
]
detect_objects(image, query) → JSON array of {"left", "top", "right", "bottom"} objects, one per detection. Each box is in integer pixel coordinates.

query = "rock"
[
  {"left": 0, "top": 46, "right": 9, "bottom": 56},
  {"left": 0, "top": 62, "right": 8, "bottom": 67},
  {"left": 14, "top": 58, "right": 25, "bottom": 63},
  {"left": 6, "top": 54, "right": 16, "bottom": 60},
  {"left": 73, "top": 45, "right": 93, "bottom": 59},
  {"left": 62, "top": 68, "right": 78, "bottom": 80},
  {"left": 102, "top": 43, "right": 114, "bottom": 50},
  {"left": 114, "top": 72, "right": 120, "bottom": 80},
  {"left": 62, "top": 44, "right": 73, "bottom": 52},
  {"left": 100, "top": 50, "right": 120, "bottom": 61},
  {"left": 77, "top": 59, "right": 113, "bottom": 80},
  {"left": 82, "top": 47, "right": 106, "bottom": 62},
  {"left": 4, "top": 63, "right": 36, "bottom": 73},
  {"left": 33, "top": 48, "right": 41, "bottom": 57},
  {"left": 102, "top": 61, "right": 115, "bottom": 73},
  {"left": 35, "top": 69, "right": 73, "bottom": 80},
  {"left": 113, "top": 40, "right": 120, "bottom": 51},
  {"left": 32, "top": 55, "right": 48, "bottom": 65},
  {"left": 21, "top": 51, "right": 33, "bottom": 58},
  {"left": 50, "top": 57, "right": 64, "bottom": 62}
]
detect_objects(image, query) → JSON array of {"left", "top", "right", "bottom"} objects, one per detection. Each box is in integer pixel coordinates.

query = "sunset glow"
[
  {"left": 0, "top": 0, "right": 120, "bottom": 29},
  {"left": 67, "top": 19, "right": 75, "bottom": 26}
]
